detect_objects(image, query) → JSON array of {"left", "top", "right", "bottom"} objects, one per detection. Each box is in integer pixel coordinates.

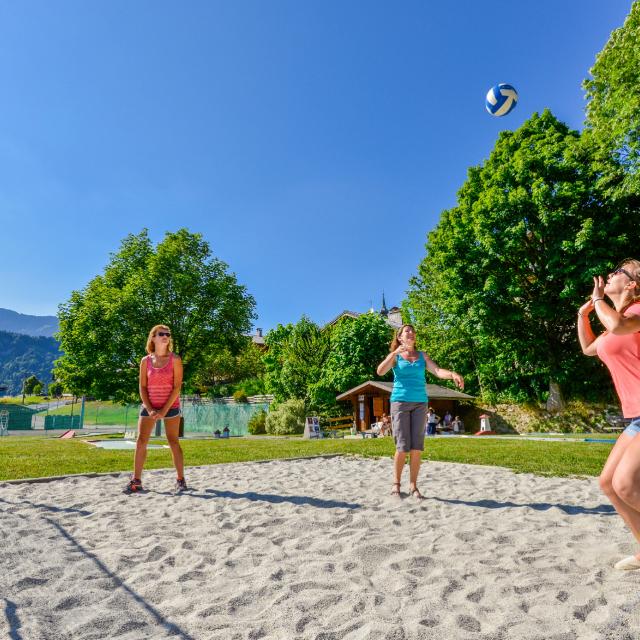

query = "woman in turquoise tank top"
[{"left": 377, "top": 324, "right": 464, "bottom": 499}]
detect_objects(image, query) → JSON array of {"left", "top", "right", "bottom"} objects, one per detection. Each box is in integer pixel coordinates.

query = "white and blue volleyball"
[{"left": 485, "top": 83, "right": 518, "bottom": 117}]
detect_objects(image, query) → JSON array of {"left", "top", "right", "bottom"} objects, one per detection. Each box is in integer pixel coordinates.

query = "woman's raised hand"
[
  {"left": 591, "top": 275, "right": 605, "bottom": 301},
  {"left": 579, "top": 298, "right": 595, "bottom": 317}
]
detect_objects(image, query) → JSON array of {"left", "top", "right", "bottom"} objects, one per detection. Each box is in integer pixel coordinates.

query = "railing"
[{"left": 323, "top": 415, "right": 355, "bottom": 431}]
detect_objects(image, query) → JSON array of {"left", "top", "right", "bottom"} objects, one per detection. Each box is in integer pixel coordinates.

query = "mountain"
[
  {"left": 0, "top": 308, "right": 58, "bottom": 337},
  {"left": 0, "top": 330, "right": 61, "bottom": 395}
]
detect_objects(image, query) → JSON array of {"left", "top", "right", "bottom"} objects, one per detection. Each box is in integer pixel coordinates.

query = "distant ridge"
[{"left": 0, "top": 308, "right": 58, "bottom": 337}]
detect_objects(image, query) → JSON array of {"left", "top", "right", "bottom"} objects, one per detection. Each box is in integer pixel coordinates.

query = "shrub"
[
  {"left": 247, "top": 409, "right": 267, "bottom": 435},
  {"left": 265, "top": 398, "right": 305, "bottom": 435},
  {"left": 233, "top": 390, "right": 249, "bottom": 403}
]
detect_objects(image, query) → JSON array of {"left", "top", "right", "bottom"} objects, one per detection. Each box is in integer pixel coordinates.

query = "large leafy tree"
[
  {"left": 584, "top": 1, "right": 640, "bottom": 197},
  {"left": 191, "top": 338, "right": 265, "bottom": 394},
  {"left": 262, "top": 317, "right": 330, "bottom": 404},
  {"left": 310, "top": 312, "right": 393, "bottom": 411},
  {"left": 406, "top": 111, "right": 631, "bottom": 402},
  {"left": 54, "top": 229, "right": 256, "bottom": 401}
]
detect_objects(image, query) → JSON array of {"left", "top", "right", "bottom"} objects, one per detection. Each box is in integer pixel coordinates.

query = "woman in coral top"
[
  {"left": 124, "top": 324, "right": 186, "bottom": 494},
  {"left": 578, "top": 258, "right": 640, "bottom": 570}
]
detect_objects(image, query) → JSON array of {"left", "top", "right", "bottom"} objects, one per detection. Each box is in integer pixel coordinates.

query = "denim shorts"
[
  {"left": 623, "top": 417, "right": 640, "bottom": 437},
  {"left": 140, "top": 407, "right": 181, "bottom": 418}
]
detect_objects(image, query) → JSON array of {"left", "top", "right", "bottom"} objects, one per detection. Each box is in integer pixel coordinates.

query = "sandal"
[
  {"left": 391, "top": 482, "right": 402, "bottom": 497},
  {"left": 409, "top": 486, "right": 425, "bottom": 500}
]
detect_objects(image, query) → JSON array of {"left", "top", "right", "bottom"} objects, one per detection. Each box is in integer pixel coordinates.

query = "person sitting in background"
[
  {"left": 442, "top": 411, "right": 453, "bottom": 430},
  {"left": 452, "top": 415, "right": 464, "bottom": 433},
  {"left": 380, "top": 413, "right": 392, "bottom": 436}
]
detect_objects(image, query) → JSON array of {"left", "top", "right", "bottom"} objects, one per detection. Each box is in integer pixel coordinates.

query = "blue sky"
[{"left": 0, "top": 0, "right": 633, "bottom": 331}]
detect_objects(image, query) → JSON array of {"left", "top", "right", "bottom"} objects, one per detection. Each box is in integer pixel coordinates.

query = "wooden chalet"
[{"left": 336, "top": 380, "right": 474, "bottom": 431}]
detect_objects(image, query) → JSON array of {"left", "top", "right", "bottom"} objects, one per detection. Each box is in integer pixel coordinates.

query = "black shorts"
[{"left": 139, "top": 407, "right": 181, "bottom": 418}]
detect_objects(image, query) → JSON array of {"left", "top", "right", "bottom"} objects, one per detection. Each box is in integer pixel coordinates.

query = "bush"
[
  {"left": 265, "top": 398, "right": 305, "bottom": 435},
  {"left": 247, "top": 409, "right": 267, "bottom": 435},
  {"left": 233, "top": 390, "right": 248, "bottom": 403}
]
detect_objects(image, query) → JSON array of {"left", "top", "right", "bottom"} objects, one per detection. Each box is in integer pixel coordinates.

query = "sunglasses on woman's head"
[{"left": 156, "top": 332, "right": 171, "bottom": 337}]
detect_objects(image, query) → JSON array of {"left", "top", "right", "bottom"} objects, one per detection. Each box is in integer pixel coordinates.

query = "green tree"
[
  {"left": 263, "top": 317, "right": 330, "bottom": 404},
  {"left": 23, "top": 375, "right": 42, "bottom": 395},
  {"left": 310, "top": 313, "right": 393, "bottom": 411},
  {"left": 48, "top": 381, "right": 64, "bottom": 397},
  {"left": 584, "top": 1, "right": 640, "bottom": 197},
  {"left": 406, "top": 111, "right": 630, "bottom": 402},
  {"left": 54, "top": 229, "right": 256, "bottom": 401},
  {"left": 192, "top": 339, "right": 265, "bottom": 394}
]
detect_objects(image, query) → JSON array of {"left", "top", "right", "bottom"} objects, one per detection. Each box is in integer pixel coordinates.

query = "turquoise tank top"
[{"left": 390, "top": 352, "right": 428, "bottom": 403}]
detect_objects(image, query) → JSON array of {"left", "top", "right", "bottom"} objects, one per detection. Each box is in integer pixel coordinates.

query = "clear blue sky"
[{"left": 0, "top": 1, "right": 633, "bottom": 331}]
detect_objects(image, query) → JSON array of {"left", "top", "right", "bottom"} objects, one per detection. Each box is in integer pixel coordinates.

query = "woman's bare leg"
[
  {"left": 607, "top": 435, "right": 640, "bottom": 556},
  {"left": 409, "top": 449, "right": 422, "bottom": 489},
  {"left": 164, "top": 417, "right": 185, "bottom": 479},
  {"left": 134, "top": 417, "right": 156, "bottom": 480}
]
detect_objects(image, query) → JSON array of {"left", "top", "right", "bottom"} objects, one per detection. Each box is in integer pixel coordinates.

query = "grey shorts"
[
  {"left": 623, "top": 417, "right": 640, "bottom": 437},
  {"left": 391, "top": 402, "right": 427, "bottom": 452}
]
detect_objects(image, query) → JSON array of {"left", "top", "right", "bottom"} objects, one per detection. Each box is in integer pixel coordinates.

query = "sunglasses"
[
  {"left": 612, "top": 267, "right": 635, "bottom": 281},
  {"left": 156, "top": 331, "right": 171, "bottom": 337}
]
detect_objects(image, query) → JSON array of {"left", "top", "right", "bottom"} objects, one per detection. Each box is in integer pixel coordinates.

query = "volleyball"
[{"left": 485, "top": 83, "right": 518, "bottom": 117}]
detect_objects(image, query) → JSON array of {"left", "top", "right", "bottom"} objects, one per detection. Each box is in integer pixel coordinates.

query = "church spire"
[{"left": 380, "top": 291, "right": 388, "bottom": 317}]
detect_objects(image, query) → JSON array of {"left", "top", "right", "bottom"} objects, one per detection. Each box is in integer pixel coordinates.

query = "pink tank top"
[
  {"left": 596, "top": 302, "right": 640, "bottom": 418},
  {"left": 146, "top": 353, "right": 180, "bottom": 409}
]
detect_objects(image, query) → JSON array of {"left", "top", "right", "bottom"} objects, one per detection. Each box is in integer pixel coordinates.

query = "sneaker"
[
  {"left": 175, "top": 478, "right": 188, "bottom": 493},
  {"left": 123, "top": 477, "right": 143, "bottom": 494}
]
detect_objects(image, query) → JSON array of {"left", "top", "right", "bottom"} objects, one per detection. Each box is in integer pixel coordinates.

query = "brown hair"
[
  {"left": 390, "top": 324, "right": 417, "bottom": 352},
  {"left": 146, "top": 324, "right": 174, "bottom": 354}
]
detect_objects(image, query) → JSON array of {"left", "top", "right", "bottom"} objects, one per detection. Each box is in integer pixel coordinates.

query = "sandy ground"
[{"left": 1, "top": 456, "right": 640, "bottom": 640}]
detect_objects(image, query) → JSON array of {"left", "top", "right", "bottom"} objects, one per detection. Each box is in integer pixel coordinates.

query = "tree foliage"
[
  {"left": 191, "top": 339, "right": 265, "bottom": 395},
  {"left": 405, "top": 111, "right": 631, "bottom": 402},
  {"left": 23, "top": 375, "right": 42, "bottom": 395},
  {"left": 584, "top": 1, "right": 640, "bottom": 197},
  {"left": 262, "top": 317, "right": 330, "bottom": 404},
  {"left": 0, "top": 331, "right": 59, "bottom": 395},
  {"left": 310, "top": 313, "right": 393, "bottom": 410},
  {"left": 54, "top": 229, "right": 256, "bottom": 401},
  {"left": 264, "top": 398, "right": 306, "bottom": 435}
]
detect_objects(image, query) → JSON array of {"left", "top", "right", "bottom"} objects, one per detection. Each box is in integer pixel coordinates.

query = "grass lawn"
[
  {"left": 0, "top": 435, "right": 613, "bottom": 482},
  {"left": 0, "top": 395, "right": 55, "bottom": 406}
]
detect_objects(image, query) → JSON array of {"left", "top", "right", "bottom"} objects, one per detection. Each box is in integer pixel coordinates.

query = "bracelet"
[
  {"left": 577, "top": 311, "right": 584, "bottom": 317},
  {"left": 592, "top": 297, "right": 605, "bottom": 303}
]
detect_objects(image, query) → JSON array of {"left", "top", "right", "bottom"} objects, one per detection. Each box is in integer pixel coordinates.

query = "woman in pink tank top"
[
  {"left": 124, "top": 324, "right": 187, "bottom": 494},
  {"left": 578, "top": 258, "right": 640, "bottom": 571}
]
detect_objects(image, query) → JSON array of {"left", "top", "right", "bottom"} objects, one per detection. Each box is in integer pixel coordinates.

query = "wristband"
[{"left": 592, "top": 297, "right": 605, "bottom": 303}]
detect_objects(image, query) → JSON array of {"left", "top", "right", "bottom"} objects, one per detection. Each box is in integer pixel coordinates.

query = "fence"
[
  {"left": 182, "top": 398, "right": 269, "bottom": 436},
  {"left": 0, "top": 396, "right": 272, "bottom": 435}
]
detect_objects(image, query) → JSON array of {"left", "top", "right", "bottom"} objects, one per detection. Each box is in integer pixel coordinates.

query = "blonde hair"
[
  {"left": 390, "top": 324, "right": 417, "bottom": 352},
  {"left": 146, "top": 325, "right": 174, "bottom": 354},
  {"left": 618, "top": 258, "right": 640, "bottom": 304}
]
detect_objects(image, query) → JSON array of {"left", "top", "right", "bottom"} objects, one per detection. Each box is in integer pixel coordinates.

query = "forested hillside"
[{"left": 0, "top": 330, "right": 61, "bottom": 394}]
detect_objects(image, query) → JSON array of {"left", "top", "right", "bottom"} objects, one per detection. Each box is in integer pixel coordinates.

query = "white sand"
[{"left": 1, "top": 456, "right": 639, "bottom": 640}]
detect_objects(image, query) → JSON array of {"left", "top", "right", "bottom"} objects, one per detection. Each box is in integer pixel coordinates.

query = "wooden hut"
[{"left": 336, "top": 381, "right": 474, "bottom": 431}]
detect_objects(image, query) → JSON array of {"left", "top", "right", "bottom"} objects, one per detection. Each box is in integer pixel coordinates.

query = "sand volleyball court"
[{"left": 1, "top": 456, "right": 639, "bottom": 639}]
